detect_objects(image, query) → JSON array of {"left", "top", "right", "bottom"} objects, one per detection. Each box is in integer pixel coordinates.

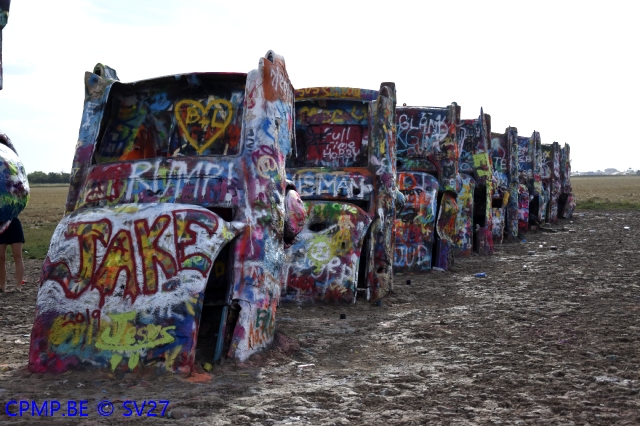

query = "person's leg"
[
  {"left": 0, "top": 244, "right": 7, "bottom": 291},
  {"left": 10, "top": 243, "right": 24, "bottom": 289}
]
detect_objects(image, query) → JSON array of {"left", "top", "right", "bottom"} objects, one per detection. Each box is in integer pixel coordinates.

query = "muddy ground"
[{"left": 0, "top": 210, "right": 638, "bottom": 424}]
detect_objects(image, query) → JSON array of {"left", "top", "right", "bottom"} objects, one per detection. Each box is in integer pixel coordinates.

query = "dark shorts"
[{"left": 0, "top": 218, "right": 25, "bottom": 245}]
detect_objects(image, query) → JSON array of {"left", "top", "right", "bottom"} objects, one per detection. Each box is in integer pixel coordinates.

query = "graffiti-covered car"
[
  {"left": 559, "top": 143, "right": 576, "bottom": 218},
  {"left": 457, "top": 109, "right": 493, "bottom": 255},
  {"left": 29, "top": 51, "right": 302, "bottom": 374},
  {"left": 284, "top": 85, "right": 399, "bottom": 303},
  {"left": 0, "top": 133, "right": 29, "bottom": 234},
  {"left": 394, "top": 104, "right": 460, "bottom": 272},
  {"left": 490, "top": 127, "right": 519, "bottom": 242},
  {"left": 541, "top": 142, "right": 561, "bottom": 224}
]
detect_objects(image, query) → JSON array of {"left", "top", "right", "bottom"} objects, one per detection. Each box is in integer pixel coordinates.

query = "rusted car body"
[
  {"left": 29, "top": 51, "right": 301, "bottom": 374},
  {"left": 457, "top": 110, "right": 493, "bottom": 255},
  {"left": 394, "top": 104, "right": 460, "bottom": 272},
  {"left": 559, "top": 143, "right": 575, "bottom": 218},
  {"left": 490, "top": 127, "right": 519, "bottom": 241},
  {"left": 284, "top": 85, "right": 399, "bottom": 303}
]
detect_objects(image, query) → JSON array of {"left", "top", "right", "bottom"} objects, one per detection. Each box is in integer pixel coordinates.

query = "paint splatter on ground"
[{"left": 0, "top": 211, "right": 638, "bottom": 424}]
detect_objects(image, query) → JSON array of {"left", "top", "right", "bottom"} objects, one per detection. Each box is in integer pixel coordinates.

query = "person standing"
[{"left": 0, "top": 216, "right": 24, "bottom": 292}]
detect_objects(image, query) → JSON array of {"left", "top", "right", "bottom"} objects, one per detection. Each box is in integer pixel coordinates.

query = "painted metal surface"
[
  {"left": 506, "top": 127, "right": 520, "bottom": 239},
  {"left": 542, "top": 142, "right": 561, "bottom": 223},
  {"left": 0, "top": 133, "right": 29, "bottom": 233},
  {"left": 457, "top": 110, "right": 493, "bottom": 255},
  {"left": 395, "top": 104, "right": 460, "bottom": 271},
  {"left": 454, "top": 173, "right": 475, "bottom": 257},
  {"left": 517, "top": 183, "right": 530, "bottom": 233},
  {"left": 490, "top": 127, "right": 519, "bottom": 241},
  {"left": 30, "top": 51, "right": 301, "bottom": 374},
  {"left": 394, "top": 171, "right": 438, "bottom": 272},
  {"left": 284, "top": 84, "right": 399, "bottom": 303},
  {"left": 528, "top": 131, "right": 545, "bottom": 225},
  {"left": 516, "top": 135, "right": 533, "bottom": 233},
  {"left": 31, "top": 204, "right": 244, "bottom": 374},
  {"left": 559, "top": 143, "right": 576, "bottom": 218}
]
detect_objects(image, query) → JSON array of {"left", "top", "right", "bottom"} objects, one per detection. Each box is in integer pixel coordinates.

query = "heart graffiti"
[{"left": 174, "top": 98, "right": 234, "bottom": 154}]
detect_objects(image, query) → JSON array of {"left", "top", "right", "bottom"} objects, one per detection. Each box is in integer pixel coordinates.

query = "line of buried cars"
[{"left": 20, "top": 51, "right": 574, "bottom": 374}]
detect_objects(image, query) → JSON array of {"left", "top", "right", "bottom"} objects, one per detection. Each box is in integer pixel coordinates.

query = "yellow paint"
[
  {"left": 473, "top": 153, "right": 488, "bottom": 168},
  {"left": 175, "top": 98, "right": 233, "bottom": 154},
  {"left": 93, "top": 229, "right": 138, "bottom": 299},
  {"left": 96, "top": 312, "right": 175, "bottom": 352},
  {"left": 334, "top": 215, "right": 354, "bottom": 253},
  {"left": 110, "top": 354, "right": 123, "bottom": 371},
  {"left": 65, "top": 220, "right": 111, "bottom": 286},
  {"left": 127, "top": 352, "right": 140, "bottom": 370},
  {"left": 49, "top": 310, "right": 184, "bottom": 372},
  {"left": 164, "top": 345, "right": 183, "bottom": 372},
  {"left": 308, "top": 235, "right": 334, "bottom": 271},
  {"left": 256, "top": 155, "right": 278, "bottom": 178},
  {"left": 503, "top": 191, "right": 510, "bottom": 207},
  {"left": 296, "top": 106, "right": 366, "bottom": 125},
  {"left": 134, "top": 216, "right": 177, "bottom": 293}
]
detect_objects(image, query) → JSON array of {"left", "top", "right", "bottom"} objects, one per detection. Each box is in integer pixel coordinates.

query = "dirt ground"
[{"left": 0, "top": 210, "right": 638, "bottom": 424}]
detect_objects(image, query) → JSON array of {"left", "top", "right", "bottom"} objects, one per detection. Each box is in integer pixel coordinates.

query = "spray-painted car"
[
  {"left": 394, "top": 104, "right": 460, "bottom": 272},
  {"left": 457, "top": 109, "right": 493, "bottom": 256},
  {"left": 559, "top": 143, "right": 575, "bottom": 218},
  {"left": 0, "top": 133, "right": 29, "bottom": 233},
  {"left": 541, "top": 142, "right": 561, "bottom": 224},
  {"left": 284, "top": 85, "right": 399, "bottom": 303},
  {"left": 490, "top": 127, "right": 519, "bottom": 242},
  {"left": 527, "top": 131, "right": 546, "bottom": 225},
  {"left": 29, "top": 51, "right": 302, "bottom": 375},
  {"left": 516, "top": 134, "right": 532, "bottom": 232}
]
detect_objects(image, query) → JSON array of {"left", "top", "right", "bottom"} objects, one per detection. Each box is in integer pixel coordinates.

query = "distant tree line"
[{"left": 27, "top": 171, "right": 70, "bottom": 184}]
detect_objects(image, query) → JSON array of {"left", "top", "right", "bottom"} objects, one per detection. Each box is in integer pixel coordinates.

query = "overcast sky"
[{"left": 1, "top": 0, "right": 638, "bottom": 173}]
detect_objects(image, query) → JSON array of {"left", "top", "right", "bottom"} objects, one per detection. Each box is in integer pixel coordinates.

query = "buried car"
[
  {"left": 283, "top": 85, "right": 400, "bottom": 303},
  {"left": 490, "top": 127, "right": 519, "bottom": 242},
  {"left": 457, "top": 109, "right": 493, "bottom": 256},
  {"left": 559, "top": 143, "right": 575, "bottom": 218},
  {"left": 29, "top": 51, "right": 302, "bottom": 374},
  {"left": 394, "top": 103, "right": 461, "bottom": 272},
  {"left": 541, "top": 142, "right": 561, "bottom": 224}
]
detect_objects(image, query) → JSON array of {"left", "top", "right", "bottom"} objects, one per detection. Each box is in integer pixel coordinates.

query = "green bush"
[{"left": 27, "top": 171, "right": 70, "bottom": 184}]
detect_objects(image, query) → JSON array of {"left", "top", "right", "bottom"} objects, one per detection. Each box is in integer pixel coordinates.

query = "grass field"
[{"left": 572, "top": 175, "right": 640, "bottom": 210}]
